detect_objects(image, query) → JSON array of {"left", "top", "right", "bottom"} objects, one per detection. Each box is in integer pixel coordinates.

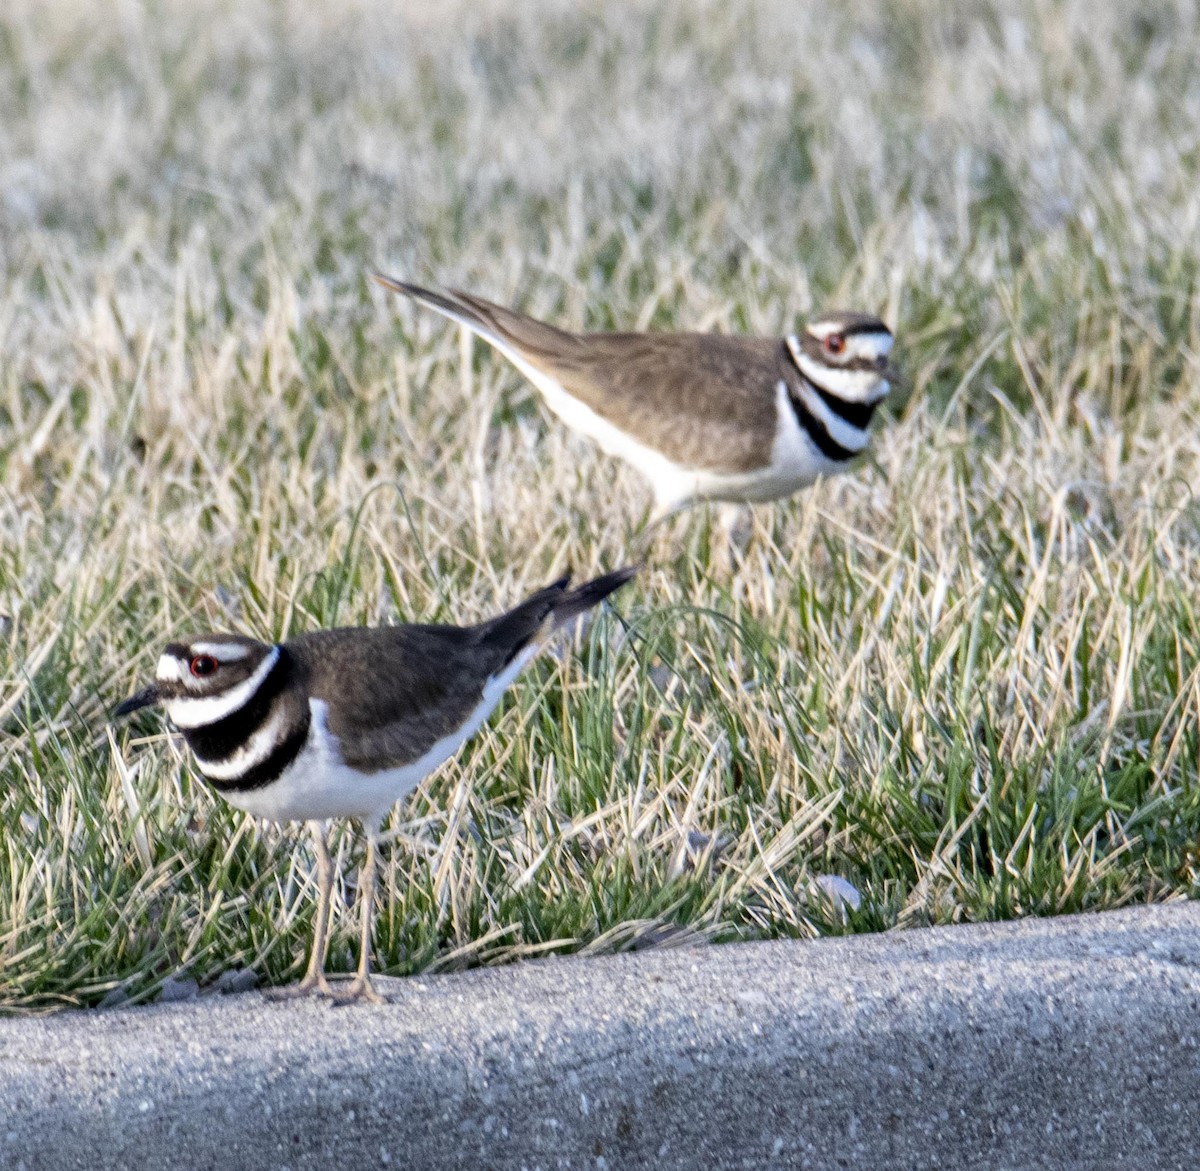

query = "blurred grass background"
[{"left": 2, "top": 0, "right": 1200, "bottom": 1008}]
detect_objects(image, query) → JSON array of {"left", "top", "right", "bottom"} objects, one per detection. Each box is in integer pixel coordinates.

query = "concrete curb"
[{"left": 2, "top": 904, "right": 1199, "bottom": 1170}]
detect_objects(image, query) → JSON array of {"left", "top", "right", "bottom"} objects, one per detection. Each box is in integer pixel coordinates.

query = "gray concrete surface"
[{"left": 2, "top": 904, "right": 1199, "bottom": 1170}]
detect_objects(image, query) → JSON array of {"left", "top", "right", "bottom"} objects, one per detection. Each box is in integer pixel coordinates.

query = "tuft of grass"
[{"left": 2, "top": 0, "right": 1199, "bottom": 1009}]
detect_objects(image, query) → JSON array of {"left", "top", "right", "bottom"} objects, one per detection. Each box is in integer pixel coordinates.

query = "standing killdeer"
[
  {"left": 372, "top": 272, "right": 896, "bottom": 520},
  {"left": 114, "top": 567, "right": 635, "bottom": 1003}
]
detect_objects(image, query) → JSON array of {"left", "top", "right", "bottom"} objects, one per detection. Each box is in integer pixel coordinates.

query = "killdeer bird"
[
  {"left": 114, "top": 567, "right": 635, "bottom": 1003},
  {"left": 372, "top": 272, "right": 896, "bottom": 521}
]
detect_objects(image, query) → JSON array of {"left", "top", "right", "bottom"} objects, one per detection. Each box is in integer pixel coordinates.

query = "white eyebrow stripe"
[
  {"left": 804, "top": 319, "right": 842, "bottom": 340},
  {"left": 191, "top": 641, "right": 253, "bottom": 661},
  {"left": 845, "top": 332, "right": 893, "bottom": 361},
  {"left": 193, "top": 702, "right": 291, "bottom": 781},
  {"left": 165, "top": 647, "right": 281, "bottom": 729}
]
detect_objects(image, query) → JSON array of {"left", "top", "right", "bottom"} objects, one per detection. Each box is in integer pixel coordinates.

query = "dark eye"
[
  {"left": 190, "top": 655, "right": 218, "bottom": 678},
  {"left": 824, "top": 333, "right": 845, "bottom": 355}
]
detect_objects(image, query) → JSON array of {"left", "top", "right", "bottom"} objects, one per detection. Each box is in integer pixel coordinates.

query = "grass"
[{"left": 2, "top": 0, "right": 1200, "bottom": 1010}]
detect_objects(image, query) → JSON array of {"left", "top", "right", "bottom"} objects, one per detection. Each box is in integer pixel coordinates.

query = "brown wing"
[
  {"left": 289, "top": 624, "right": 505, "bottom": 772},
  {"left": 285, "top": 570, "right": 632, "bottom": 772},
  {"left": 374, "top": 277, "right": 784, "bottom": 474},
  {"left": 449, "top": 290, "right": 784, "bottom": 474}
]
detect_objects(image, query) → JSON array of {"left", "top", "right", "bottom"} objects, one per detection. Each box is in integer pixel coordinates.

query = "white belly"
[
  {"left": 498, "top": 343, "right": 837, "bottom": 512},
  {"left": 220, "top": 650, "right": 533, "bottom": 824},
  {"left": 664, "top": 380, "right": 841, "bottom": 508},
  {"left": 498, "top": 341, "right": 694, "bottom": 505}
]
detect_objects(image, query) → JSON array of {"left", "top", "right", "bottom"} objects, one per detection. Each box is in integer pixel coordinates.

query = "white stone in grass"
[{"left": 813, "top": 874, "right": 862, "bottom": 913}]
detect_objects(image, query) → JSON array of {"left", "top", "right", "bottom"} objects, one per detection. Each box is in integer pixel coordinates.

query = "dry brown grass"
[{"left": 2, "top": 0, "right": 1199, "bottom": 1007}]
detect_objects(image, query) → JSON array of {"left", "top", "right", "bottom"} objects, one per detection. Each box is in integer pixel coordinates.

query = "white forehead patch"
[
  {"left": 191, "top": 641, "right": 253, "bottom": 662},
  {"left": 156, "top": 654, "right": 188, "bottom": 684}
]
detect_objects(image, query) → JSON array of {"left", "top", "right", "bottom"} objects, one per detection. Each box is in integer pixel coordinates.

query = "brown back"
[{"left": 451, "top": 290, "right": 786, "bottom": 474}]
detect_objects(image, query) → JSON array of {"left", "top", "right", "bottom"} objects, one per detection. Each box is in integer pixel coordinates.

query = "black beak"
[{"left": 114, "top": 685, "right": 161, "bottom": 718}]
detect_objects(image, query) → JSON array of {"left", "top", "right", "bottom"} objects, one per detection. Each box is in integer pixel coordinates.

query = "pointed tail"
[
  {"left": 371, "top": 271, "right": 501, "bottom": 342},
  {"left": 477, "top": 567, "right": 637, "bottom": 664},
  {"left": 549, "top": 566, "right": 638, "bottom": 628},
  {"left": 370, "top": 270, "right": 582, "bottom": 362}
]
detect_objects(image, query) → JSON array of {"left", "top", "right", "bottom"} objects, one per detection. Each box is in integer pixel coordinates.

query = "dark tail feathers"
[
  {"left": 480, "top": 567, "right": 637, "bottom": 663},
  {"left": 548, "top": 566, "right": 638, "bottom": 627}
]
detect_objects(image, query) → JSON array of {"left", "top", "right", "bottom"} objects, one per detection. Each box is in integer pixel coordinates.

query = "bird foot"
[
  {"left": 332, "top": 975, "right": 386, "bottom": 1006},
  {"left": 264, "top": 973, "right": 339, "bottom": 1001}
]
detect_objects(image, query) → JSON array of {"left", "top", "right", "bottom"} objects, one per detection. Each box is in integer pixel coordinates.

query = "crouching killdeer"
[
  {"left": 372, "top": 272, "right": 896, "bottom": 521},
  {"left": 114, "top": 567, "right": 635, "bottom": 1003}
]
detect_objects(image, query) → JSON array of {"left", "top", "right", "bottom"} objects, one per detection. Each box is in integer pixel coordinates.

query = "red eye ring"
[
  {"left": 190, "top": 654, "right": 218, "bottom": 678},
  {"left": 824, "top": 333, "right": 845, "bottom": 355}
]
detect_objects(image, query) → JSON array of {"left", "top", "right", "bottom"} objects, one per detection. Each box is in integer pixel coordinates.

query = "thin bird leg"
[
  {"left": 342, "top": 819, "right": 385, "bottom": 1004},
  {"left": 717, "top": 502, "right": 753, "bottom": 550},
  {"left": 716, "top": 501, "right": 753, "bottom": 569},
  {"left": 268, "top": 820, "right": 337, "bottom": 999}
]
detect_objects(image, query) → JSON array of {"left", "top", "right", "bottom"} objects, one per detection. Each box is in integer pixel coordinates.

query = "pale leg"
[
  {"left": 717, "top": 502, "right": 753, "bottom": 560},
  {"left": 342, "top": 818, "right": 385, "bottom": 1004},
  {"left": 269, "top": 820, "right": 337, "bottom": 999}
]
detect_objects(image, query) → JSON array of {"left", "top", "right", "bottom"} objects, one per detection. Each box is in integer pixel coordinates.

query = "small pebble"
[
  {"left": 159, "top": 976, "right": 200, "bottom": 1003},
  {"left": 97, "top": 986, "right": 130, "bottom": 1010},
  {"left": 211, "top": 968, "right": 259, "bottom": 995}
]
